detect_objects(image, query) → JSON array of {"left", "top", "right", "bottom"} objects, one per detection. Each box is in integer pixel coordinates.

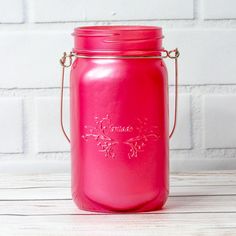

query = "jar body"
[{"left": 70, "top": 57, "right": 169, "bottom": 212}]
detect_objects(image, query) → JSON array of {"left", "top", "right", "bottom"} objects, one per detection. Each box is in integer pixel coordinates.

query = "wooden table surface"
[{"left": 0, "top": 171, "right": 236, "bottom": 236}]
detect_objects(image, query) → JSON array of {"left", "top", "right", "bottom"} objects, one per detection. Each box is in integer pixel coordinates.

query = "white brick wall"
[
  {"left": 203, "top": 0, "right": 236, "bottom": 19},
  {"left": 169, "top": 94, "right": 192, "bottom": 150},
  {"left": 0, "top": 32, "right": 71, "bottom": 88},
  {"left": 204, "top": 95, "right": 236, "bottom": 148},
  {"left": 35, "top": 97, "right": 70, "bottom": 153},
  {"left": 1, "top": 0, "right": 236, "bottom": 173},
  {"left": 165, "top": 30, "right": 236, "bottom": 85},
  {"left": 0, "top": 0, "right": 23, "bottom": 23},
  {"left": 30, "top": 0, "right": 194, "bottom": 22},
  {"left": 0, "top": 98, "right": 23, "bottom": 153}
]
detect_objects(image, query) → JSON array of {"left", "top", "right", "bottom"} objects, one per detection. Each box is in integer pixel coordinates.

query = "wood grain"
[{"left": 0, "top": 171, "right": 236, "bottom": 235}]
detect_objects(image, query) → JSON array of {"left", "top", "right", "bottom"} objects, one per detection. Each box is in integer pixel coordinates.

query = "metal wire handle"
[{"left": 60, "top": 48, "right": 180, "bottom": 143}]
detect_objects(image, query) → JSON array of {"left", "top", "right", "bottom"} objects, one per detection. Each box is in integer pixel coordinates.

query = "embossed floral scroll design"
[{"left": 82, "top": 115, "right": 160, "bottom": 159}]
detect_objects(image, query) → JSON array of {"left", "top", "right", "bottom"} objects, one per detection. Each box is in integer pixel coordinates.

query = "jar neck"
[{"left": 73, "top": 26, "right": 164, "bottom": 57}]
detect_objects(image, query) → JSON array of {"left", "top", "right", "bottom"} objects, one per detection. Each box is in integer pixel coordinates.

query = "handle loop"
[
  {"left": 59, "top": 49, "right": 179, "bottom": 143},
  {"left": 168, "top": 48, "right": 179, "bottom": 139},
  {"left": 60, "top": 52, "right": 72, "bottom": 143}
]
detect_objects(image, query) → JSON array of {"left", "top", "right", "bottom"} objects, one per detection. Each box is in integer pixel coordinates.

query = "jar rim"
[
  {"left": 74, "top": 25, "right": 162, "bottom": 33},
  {"left": 73, "top": 25, "right": 163, "bottom": 56}
]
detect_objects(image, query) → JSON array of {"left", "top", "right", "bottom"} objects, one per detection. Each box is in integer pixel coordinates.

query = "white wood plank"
[
  {"left": 0, "top": 171, "right": 236, "bottom": 188},
  {"left": 171, "top": 185, "right": 236, "bottom": 196},
  {"left": 170, "top": 171, "right": 236, "bottom": 186},
  {"left": 0, "top": 185, "right": 236, "bottom": 200},
  {"left": 0, "top": 187, "right": 71, "bottom": 200},
  {"left": 0, "top": 174, "right": 70, "bottom": 188},
  {"left": 1, "top": 195, "right": 236, "bottom": 215},
  {"left": 0, "top": 213, "right": 236, "bottom": 236},
  {"left": 0, "top": 171, "right": 236, "bottom": 235}
]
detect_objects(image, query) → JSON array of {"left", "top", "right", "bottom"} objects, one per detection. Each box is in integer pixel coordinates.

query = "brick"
[
  {"left": 35, "top": 97, "right": 70, "bottom": 152},
  {"left": 0, "top": 31, "right": 71, "bottom": 88},
  {"left": 169, "top": 94, "right": 192, "bottom": 150},
  {"left": 0, "top": 98, "right": 23, "bottom": 153},
  {"left": 30, "top": 0, "right": 193, "bottom": 22},
  {"left": 1, "top": 30, "right": 236, "bottom": 88},
  {"left": 204, "top": 95, "right": 236, "bottom": 148},
  {"left": 164, "top": 29, "right": 236, "bottom": 85},
  {"left": 171, "top": 159, "right": 236, "bottom": 172},
  {"left": 0, "top": 0, "right": 24, "bottom": 23},
  {"left": 35, "top": 94, "right": 191, "bottom": 152},
  {"left": 203, "top": 0, "right": 236, "bottom": 19}
]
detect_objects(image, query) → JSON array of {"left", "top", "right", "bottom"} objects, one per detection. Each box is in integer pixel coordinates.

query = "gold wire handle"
[
  {"left": 60, "top": 48, "right": 180, "bottom": 143},
  {"left": 59, "top": 52, "right": 73, "bottom": 143}
]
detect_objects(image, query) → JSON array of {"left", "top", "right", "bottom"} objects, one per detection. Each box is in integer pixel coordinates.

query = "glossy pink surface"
[{"left": 70, "top": 26, "right": 169, "bottom": 212}]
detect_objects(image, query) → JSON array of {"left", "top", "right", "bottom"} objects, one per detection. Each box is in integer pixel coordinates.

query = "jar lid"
[{"left": 73, "top": 26, "right": 163, "bottom": 56}]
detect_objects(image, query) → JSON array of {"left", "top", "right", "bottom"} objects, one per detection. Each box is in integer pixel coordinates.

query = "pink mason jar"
[{"left": 60, "top": 26, "right": 179, "bottom": 213}]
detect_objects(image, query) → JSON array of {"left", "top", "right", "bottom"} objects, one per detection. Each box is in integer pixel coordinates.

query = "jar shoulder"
[{"left": 71, "top": 58, "right": 167, "bottom": 83}]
